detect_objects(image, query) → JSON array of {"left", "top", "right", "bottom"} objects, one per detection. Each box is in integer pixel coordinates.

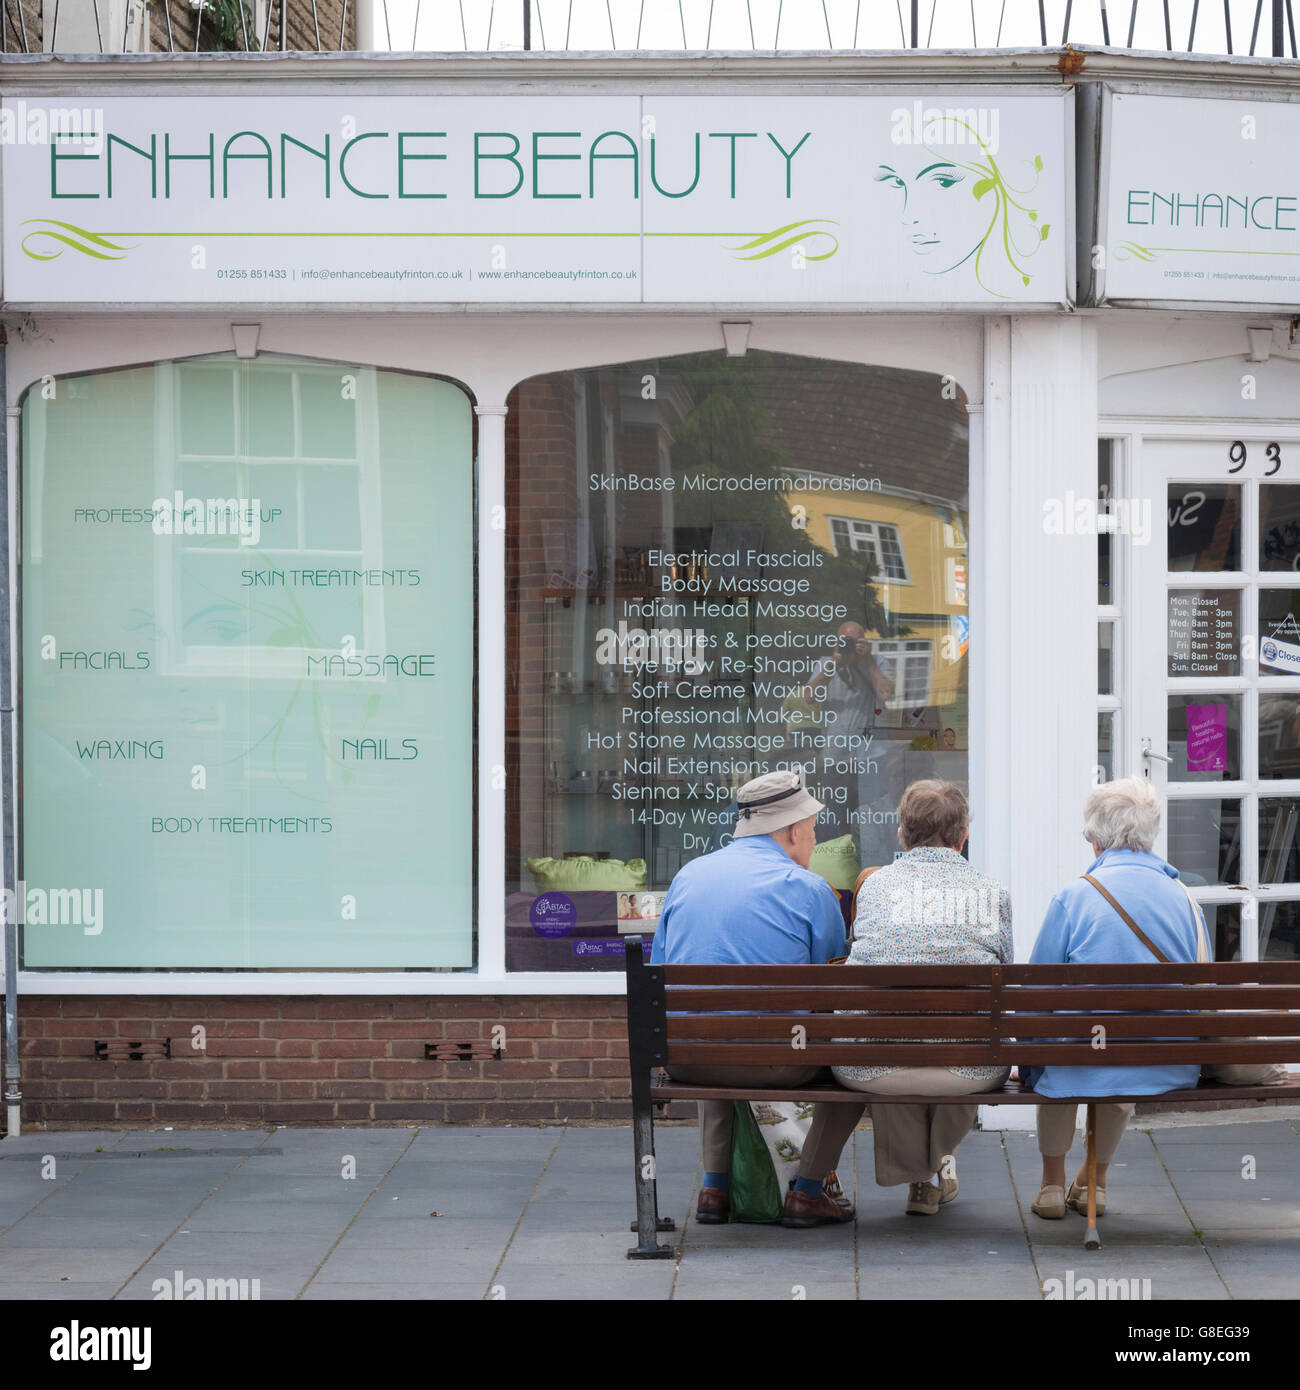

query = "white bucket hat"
[{"left": 733, "top": 768, "right": 825, "bottom": 837}]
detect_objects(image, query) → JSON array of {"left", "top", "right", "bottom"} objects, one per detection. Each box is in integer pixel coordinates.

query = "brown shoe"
[
  {"left": 781, "top": 1187, "right": 856, "bottom": 1228},
  {"left": 905, "top": 1181, "right": 941, "bottom": 1215},
  {"left": 695, "top": 1186, "right": 729, "bottom": 1224},
  {"left": 1066, "top": 1181, "right": 1106, "bottom": 1218},
  {"left": 1031, "top": 1184, "right": 1066, "bottom": 1219}
]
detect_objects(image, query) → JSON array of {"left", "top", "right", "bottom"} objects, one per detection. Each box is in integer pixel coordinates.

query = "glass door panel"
[{"left": 1136, "top": 433, "right": 1300, "bottom": 960}]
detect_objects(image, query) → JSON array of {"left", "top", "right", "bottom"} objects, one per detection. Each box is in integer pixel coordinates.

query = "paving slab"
[
  {"left": 0, "top": 1246, "right": 152, "bottom": 1283},
  {"left": 1, "top": 1115, "right": 1298, "bottom": 1299},
  {"left": 673, "top": 1277, "right": 859, "bottom": 1301},
  {"left": 301, "top": 1280, "right": 491, "bottom": 1300},
  {"left": 1033, "top": 1246, "right": 1229, "bottom": 1301},
  {"left": 0, "top": 1216, "right": 179, "bottom": 1249},
  {"left": 309, "top": 1243, "right": 504, "bottom": 1285},
  {"left": 1203, "top": 1230, "right": 1300, "bottom": 1298},
  {"left": 0, "top": 1282, "right": 125, "bottom": 1300}
]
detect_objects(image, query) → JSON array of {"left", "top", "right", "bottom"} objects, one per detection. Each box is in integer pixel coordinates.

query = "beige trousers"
[
  {"left": 800, "top": 1067, "right": 1009, "bottom": 1186},
  {"left": 1036, "top": 1102, "right": 1135, "bottom": 1165},
  {"left": 665, "top": 1064, "right": 823, "bottom": 1172}
]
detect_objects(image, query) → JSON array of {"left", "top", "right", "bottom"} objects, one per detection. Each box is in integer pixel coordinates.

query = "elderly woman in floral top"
[{"left": 796, "top": 780, "right": 1013, "bottom": 1216}]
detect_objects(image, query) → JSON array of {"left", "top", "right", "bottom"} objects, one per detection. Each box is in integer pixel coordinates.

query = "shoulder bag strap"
[
  {"left": 1176, "top": 879, "right": 1212, "bottom": 964},
  {"left": 1081, "top": 873, "right": 1171, "bottom": 963}
]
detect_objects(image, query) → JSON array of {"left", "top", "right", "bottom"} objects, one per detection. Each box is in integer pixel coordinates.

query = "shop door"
[{"left": 1133, "top": 430, "right": 1300, "bottom": 963}]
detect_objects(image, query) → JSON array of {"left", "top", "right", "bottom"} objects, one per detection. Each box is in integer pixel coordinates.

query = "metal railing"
[{"left": 2, "top": 0, "right": 1297, "bottom": 59}]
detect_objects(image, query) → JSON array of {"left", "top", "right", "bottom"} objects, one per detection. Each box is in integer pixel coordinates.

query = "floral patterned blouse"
[{"left": 832, "top": 846, "right": 1014, "bottom": 1085}]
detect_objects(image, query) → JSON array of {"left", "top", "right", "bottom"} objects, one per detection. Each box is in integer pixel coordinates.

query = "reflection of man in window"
[
  {"left": 802, "top": 622, "right": 895, "bottom": 735},
  {"left": 803, "top": 621, "right": 896, "bottom": 840}
]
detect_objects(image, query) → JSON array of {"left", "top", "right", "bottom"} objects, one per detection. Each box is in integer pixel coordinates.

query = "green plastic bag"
[{"left": 728, "top": 1101, "right": 783, "bottom": 1223}]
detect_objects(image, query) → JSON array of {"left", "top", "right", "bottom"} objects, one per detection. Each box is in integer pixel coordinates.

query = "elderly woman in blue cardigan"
[{"left": 1025, "top": 776, "right": 1204, "bottom": 1220}]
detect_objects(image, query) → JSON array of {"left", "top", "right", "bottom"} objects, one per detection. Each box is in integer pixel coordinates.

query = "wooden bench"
[{"left": 623, "top": 939, "right": 1300, "bottom": 1257}]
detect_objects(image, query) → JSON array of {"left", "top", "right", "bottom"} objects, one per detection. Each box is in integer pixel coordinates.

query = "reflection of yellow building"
[{"left": 783, "top": 470, "right": 969, "bottom": 724}]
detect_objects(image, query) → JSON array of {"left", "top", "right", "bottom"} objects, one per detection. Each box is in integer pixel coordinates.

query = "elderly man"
[{"left": 650, "top": 768, "right": 856, "bottom": 1228}]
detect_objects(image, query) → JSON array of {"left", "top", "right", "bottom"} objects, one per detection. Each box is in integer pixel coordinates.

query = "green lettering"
[
  {"left": 280, "top": 133, "right": 331, "bottom": 198},
  {"left": 107, "top": 133, "right": 156, "bottom": 199},
  {"left": 397, "top": 131, "right": 447, "bottom": 199},
  {"left": 532, "top": 131, "right": 581, "bottom": 199},
  {"left": 588, "top": 130, "right": 639, "bottom": 198},
  {"left": 222, "top": 130, "right": 274, "bottom": 198},
  {"left": 474, "top": 132, "right": 524, "bottom": 198},
  {"left": 51, "top": 134, "right": 99, "bottom": 199},
  {"left": 339, "top": 131, "right": 389, "bottom": 199}
]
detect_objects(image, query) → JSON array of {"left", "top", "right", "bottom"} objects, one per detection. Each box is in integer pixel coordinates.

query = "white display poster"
[
  {"left": 0, "top": 89, "right": 1070, "bottom": 306},
  {"left": 1103, "top": 91, "right": 1300, "bottom": 306}
]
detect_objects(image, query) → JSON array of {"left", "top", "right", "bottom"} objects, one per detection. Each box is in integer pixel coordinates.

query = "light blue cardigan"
[{"left": 1027, "top": 847, "right": 1202, "bottom": 1098}]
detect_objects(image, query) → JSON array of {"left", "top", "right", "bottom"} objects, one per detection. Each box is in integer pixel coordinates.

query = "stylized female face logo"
[
  {"left": 873, "top": 149, "right": 992, "bottom": 275},
  {"left": 871, "top": 119, "right": 1051, "bottom": 298}
]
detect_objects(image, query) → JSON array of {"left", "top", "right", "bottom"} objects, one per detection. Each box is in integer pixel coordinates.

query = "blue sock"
[
  {"left": 793, "top": 1175, "right": 823, "bottom": 1199},
  {"left": 703, "top": 1171, "right": 730, "bottom": 1194}
]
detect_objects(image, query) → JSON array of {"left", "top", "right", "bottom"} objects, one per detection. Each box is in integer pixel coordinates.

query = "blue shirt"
[
  {"left": 650, "top": 834, "right": 845, "bottom": 967},
  {"left": 1027, "top": 847, "right": 1202, "bottom": 1098}
]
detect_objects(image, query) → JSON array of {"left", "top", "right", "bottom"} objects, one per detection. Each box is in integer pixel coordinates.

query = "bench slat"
[
  {"left": 1003, "top": 986, "right": 1300, "bottom": 1009},
  {"left": 664, "top": 1011, "right": 1300, "bottom": 1040},
  {"left": 666, "top": 1014, "right": 996, "bottom": 1039},
  {"left": 663, "top": 963, "right": 1300, "bottom": 984},
  {"left": 1002, "top": 963, "right": 1300, "bottom": 983},
  {"left": 666, "top": 1041, "right": 1300, "bottom": 1065},
  {"left": 998, "top": 1012, "right": 1300, "bottom": 1038},
  {"left": 663, "top": 985, "right": 1300, "bottom": 1011},
  {"left": 666, "top": 987, "right": 995, "bottom": 1010},
  {"left": 650, "top": 1079, "right": 1300, "bottom": 1105},
  {"left": 666, "top": 964, "right": 998, "bottom": 985}
]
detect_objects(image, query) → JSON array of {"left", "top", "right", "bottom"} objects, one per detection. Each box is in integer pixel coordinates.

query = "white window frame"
[
  {"left": 871, "top": 637, "right": 933, "bottom": 708},
  {"left": 827, "top": 515, "right": 912, "bottom": 583},
  {"left": 2, "top": 310, "right": 986, "bottom": 996}
]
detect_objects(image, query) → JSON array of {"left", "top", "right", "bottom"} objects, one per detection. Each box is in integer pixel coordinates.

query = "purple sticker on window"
[
  {"left": 572, "top": 939, "right": 649, "bottom": 957},
  {"left": 530, "top": 893, "right": 576, "bottom": 938},
  {"left": 1186, "top": 703, "right": 1227, "bottom": 772}
]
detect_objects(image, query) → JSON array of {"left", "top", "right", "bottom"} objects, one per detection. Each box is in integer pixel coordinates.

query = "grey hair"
[{"left": 1082, "top": 776, "right": 1161, "bottom": 852}]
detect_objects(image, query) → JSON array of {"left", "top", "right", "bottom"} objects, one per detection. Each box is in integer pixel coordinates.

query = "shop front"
[{"left": 0, "top": 47, "right": 1296, "bottom": 1128}]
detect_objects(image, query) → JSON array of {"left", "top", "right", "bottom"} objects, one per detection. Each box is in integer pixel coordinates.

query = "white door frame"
[{"left": 1124, "top": 416, "right": 1300, "bottom": 963}]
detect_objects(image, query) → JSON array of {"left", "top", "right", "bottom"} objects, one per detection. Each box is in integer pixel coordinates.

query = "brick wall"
[
  {"left": 506, "top": 373, "right": 581, "bottom": 880},
  {"left": 3, "top": 995, "right": 683, "bottom": 1129},
  {"left": 152, "top": 0, "right": 357, "bottom": 52}
]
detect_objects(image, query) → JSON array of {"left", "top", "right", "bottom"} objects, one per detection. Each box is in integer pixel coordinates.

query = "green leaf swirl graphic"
[
  {"left": 21, "top": 219, "right": 135, "bottom": 262},
  {"left": 727, "top": 219, "right": 839, "bottom": 262}
]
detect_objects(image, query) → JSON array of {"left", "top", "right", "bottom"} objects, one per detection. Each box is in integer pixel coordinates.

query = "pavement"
[{"left": 0, "top": 1109, "right": 1297, "bottom": 1300}]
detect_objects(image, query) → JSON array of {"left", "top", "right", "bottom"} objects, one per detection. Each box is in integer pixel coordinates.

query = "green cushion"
[
  {"left": 808, "top": 834, "right": 861, "bottom": 891},
  {"left": 526, "top": 856, "right": 648, "bottom": 892}
]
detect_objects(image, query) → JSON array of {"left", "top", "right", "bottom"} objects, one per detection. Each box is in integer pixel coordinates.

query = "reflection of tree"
[{"left": 658, "top": 351, "right": 904, "bottom": 642}]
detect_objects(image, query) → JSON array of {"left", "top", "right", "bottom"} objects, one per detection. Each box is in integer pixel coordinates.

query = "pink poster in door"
[{"left": 1186, "top": 704, "right": 1227, "bottom": 772}]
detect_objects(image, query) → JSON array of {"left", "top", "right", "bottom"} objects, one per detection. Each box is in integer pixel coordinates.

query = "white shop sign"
[
  {"left": 1103, "top": 91, "right": 1300, "bottom": 307},
  {"left": 0, "top": 91, "right": 1070, "bottom": 306}
]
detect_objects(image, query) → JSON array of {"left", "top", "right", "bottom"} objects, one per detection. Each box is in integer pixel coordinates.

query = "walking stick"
[{"left": 1083, "top": 1103, "right": 1102, "bottom": 1250}]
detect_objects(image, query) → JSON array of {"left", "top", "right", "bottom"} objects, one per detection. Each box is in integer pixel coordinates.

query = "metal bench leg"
[
  {"left": 1083, "top": 1103, "right": 1102, "bottom": 1250},
  {"left": 627, "top": 1075, "right": 673, "bottom": 1260}
]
